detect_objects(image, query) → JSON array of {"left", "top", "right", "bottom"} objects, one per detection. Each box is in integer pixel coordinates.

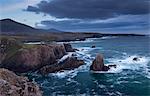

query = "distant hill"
[
  {"left": 45, "top": 28, "right": 64, "bottom": 32},
  {"left": 0, "top": 19, "right": 62, "bottom": 34}
]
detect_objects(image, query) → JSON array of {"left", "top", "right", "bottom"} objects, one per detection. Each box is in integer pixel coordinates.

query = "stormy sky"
[{"left": 1, "top": 0, "right": 150, "bottom": 34}]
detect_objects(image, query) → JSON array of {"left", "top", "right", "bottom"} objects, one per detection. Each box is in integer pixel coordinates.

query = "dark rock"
[
  {"left": 0, "top": 68, "right": 42, "bottom": 96},
  {"left": 63, "top": 43, "right": 75, "bottom": 52},
  {"left": 90, "top": 53, "right": 114, "bottom": 71},
  {"left": 108, "top": 64, "right": 117, "bottom": 68},
  {"left": 133, "top": 57, "right": 140, "bottom": 61},
  {"left": 74, "top": 48, "right": 79, "bottom": 51},
  {"left": 91, "top": 45, "right": 96, "bottom": 48},
  {"left": 103, "top": 66, "right": 110, "bottom": 71},
  {"left": 1, "top": 44, "right": 66, "bottom": 73},
  {"left": 39, "top": 57, "right": 84, "bottom": 74}
]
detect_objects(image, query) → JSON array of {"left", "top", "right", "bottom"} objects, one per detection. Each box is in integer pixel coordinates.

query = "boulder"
[
  {"left": 108, "top": 64, "right": 117, "bottom": 68},
  {"left": 39, "top": 57, "right": 84, "bottom": 74},
  {"left": 133, "top": 57, "right": 140, "bottom": 61},
  {"left": 1, "top": 44, "right": 66, "bottom": 73},
  {"left": 0, "top": 68, "right": 42, "bottom": 96},
  {"left": 91, "top": 45, "right": 96, "bottom": 48},
  {"left": 90, "top": 54, "right": 110, "bottom": 71},
  {"left": 63, "top": 43, "right": 75, "bottom": 52}
]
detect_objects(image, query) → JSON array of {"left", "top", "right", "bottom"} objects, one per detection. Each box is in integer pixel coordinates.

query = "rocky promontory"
[
  {"left": 39, "top": 57, "right": 84, "bottom": 74},
  {"left": 0, "top": 68, "right": 42, "bottom": 96},
  {"left": 0, "top": 38, "right": 84, "bottom": 73},
  {"left": 1, "top": 44, "right": 66, "bottom": 73}
]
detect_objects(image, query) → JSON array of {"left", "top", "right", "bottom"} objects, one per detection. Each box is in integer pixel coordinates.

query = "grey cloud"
[
  {"left": 26, "top": 0, "right": 150, "bottom": 19},
  {"left": 37, "top": 14, "right": 149, "bottom": 32}
]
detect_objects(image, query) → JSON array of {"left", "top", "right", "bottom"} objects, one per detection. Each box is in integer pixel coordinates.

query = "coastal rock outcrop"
[
  {"left": 1, "top": 44, "right": 66, "bottom": 73},
  {"left": 0, "top": 37, "right": 84, "bottom": 74},
  {"left": 0, "top": 38, "right": 21, "bottom": 64},
  {"left": 91, "top": 45, "right": 96, "bottom": 48},
  {"left": 133, "top": 57, "right": 140, "bottom": 61},
  {"left": 63, "top": 43, "right": 76, "bottom": 52},
  {"left": 90, "top": 53, "right": 117, "bottom": 72},
  {"left": 39, "top": 57, "right": 84, "bottom": 74},
  {"left": 90, "top": 54, "right": 110, "bottom": 71},
  {"left": 0, "top": 68, "right": 42, "bottom": 96}
]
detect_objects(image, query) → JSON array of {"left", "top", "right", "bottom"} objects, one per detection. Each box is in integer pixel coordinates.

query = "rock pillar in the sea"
[{"left": 90, "top": 53, "right": 109, "bottom": 71}]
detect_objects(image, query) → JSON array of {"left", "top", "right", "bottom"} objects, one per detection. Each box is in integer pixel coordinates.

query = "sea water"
[{"left": 27, "top": 36, "right": 150, "bottom": 96}]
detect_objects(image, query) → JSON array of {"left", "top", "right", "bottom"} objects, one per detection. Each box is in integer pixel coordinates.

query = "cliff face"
[
  {"left": 0, "top": 38, "right": 21, "bottom": 64},
  {"left": 39, "top": 57, "right": 84, "bottom": 74},
  {"left": 0, "top": 38, "right": 84, "bottom": 74},
  {"left": 0, "top": 68, "right": 42, "bottom": 96},
  {"left": 1, "top": 44, "right": 66, "bottom": 73}
]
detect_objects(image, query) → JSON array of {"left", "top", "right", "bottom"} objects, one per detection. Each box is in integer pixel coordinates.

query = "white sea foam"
[
  {"left": 106, "top": 55, "right": 150, "bottom": 76},
  {"left": 100, "top": 36, "right": 117, "bottom": 40},
  {"left": 50, "top": 70, "right": 78, "bottom": 79},
  {"left": 58, "top": 52, "right": 74, "bottom": 64},
  {"left": 24, "top": 42, "right": 45, "bottom": 45},
  {"left": 57, "top": 36, "right": 117, "bottom": 44},
  {"left": 50, "top": 42, "right": 150, "bottom": 79}
]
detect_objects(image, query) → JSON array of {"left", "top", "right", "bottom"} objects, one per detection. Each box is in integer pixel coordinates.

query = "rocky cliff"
[
  {"left": 0, "top": 38, "right": 84, "bottom": 73},
  {"left": 0, "top": 68, "right": 42, "bottom": 96},
  {"left": 1, "top": 44, "right": 66, "bottom": 73},
  {"left": 39, "top": 57, "right": 84, "bottom": 74}
]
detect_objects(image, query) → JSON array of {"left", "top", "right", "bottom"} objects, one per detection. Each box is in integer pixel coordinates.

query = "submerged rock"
[
  {"left": 133, "top": 57, "right": 140, "bottom": 61},
  {"left": 108, "top": 64, "right": 117, "bottom": 68},
  {"left": 0, "top": 68, "right": 42, "bottom": 96},
  {"left": 39, "top": 57, "right": 84, "bottom": 74},
  {"left": 91, "top": 45, "right": 96, "bottom": 48},
  {"left": 1, "top": 44, "right": 66, "bottom": 73}
]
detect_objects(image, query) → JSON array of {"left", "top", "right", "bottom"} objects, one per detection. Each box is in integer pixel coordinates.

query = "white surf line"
[
  {"left": 57, "top": 52, "right": 75, "bottom": 64},
  {"left": 24, "top": 41, "right": 45, "bottom": 45}
]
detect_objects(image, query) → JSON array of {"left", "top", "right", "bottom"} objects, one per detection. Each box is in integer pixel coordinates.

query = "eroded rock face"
[
  {"left": 0, "top": 38, "right": 21, "bottom": 64},
  {"left": 1, "top": 44, "right": 66, "bottom": 73},
  {"left": 63, "top": 43, "right": 75, "bottom": 52},
  {"left": 39, "top": 57, "right": 84, "bottom": 74},
  {"left": 90, "top": 54, "right": 110, "bottom": 71},
  {"left": 0, "top": 68, "right": 42, "bottom": 96}
]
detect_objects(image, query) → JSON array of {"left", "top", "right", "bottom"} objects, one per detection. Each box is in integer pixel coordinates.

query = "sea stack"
[{"left": 90, "top": 53, "right": 109, "bottom": 71}]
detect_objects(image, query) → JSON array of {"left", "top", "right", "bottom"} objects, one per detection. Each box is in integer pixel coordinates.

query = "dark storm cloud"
[
  {"left": 26, "top": 0, "right": 150, "bottom": 19},
  {"left": 37, "top": 14, "right": 149, "bottom": 31}
]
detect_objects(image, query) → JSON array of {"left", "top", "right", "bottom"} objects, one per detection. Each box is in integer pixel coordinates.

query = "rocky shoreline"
[
  {"left": 1, "top": 37, "right": 144, "bottom": 95},
  {"left": 0, "top": 68, "right": 42, "bottom": 96},
  {"left": 0, "top": 38, "right": 87, "bottom": 95}
]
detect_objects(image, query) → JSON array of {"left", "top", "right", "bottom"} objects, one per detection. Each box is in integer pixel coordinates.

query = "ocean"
[{"left": 27, "top": 36, "right": 150, "bottom": 96}]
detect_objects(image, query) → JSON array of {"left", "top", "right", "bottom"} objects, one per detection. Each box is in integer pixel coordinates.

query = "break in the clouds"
[{"left": 25, "top": 0, "right": 150, "bottom": 34}]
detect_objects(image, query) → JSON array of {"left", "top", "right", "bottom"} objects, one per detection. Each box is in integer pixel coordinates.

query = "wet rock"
[
  {"left": 63, "top": 43, "right": 75, "bottom": 52},
  {"left": 90, "top": 53, "right": 110, "bottom": 71},
  {"left": 1, "top": 44, "right": 66, "bottom": 73},
  {"left": 0, "top": 68, "right": 42, "bottom": 96},
  {"left": 108, "top": 64, "right": 117, "bottom": 68},
  {"left": 39, "top": 57, "right": 84, "bottom": 74},
  {"left": 91, "top": 45, "right": 96, "bottom": 48},
  {"left": 133, "top": 57, "right": 140, "bottom": 61}
]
